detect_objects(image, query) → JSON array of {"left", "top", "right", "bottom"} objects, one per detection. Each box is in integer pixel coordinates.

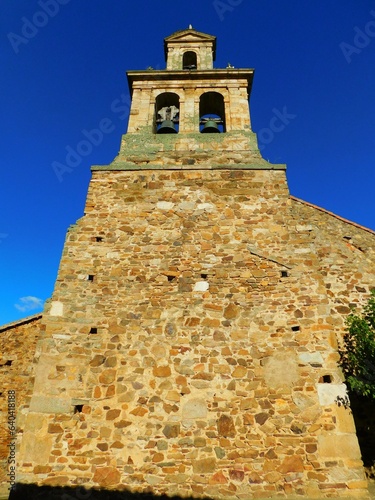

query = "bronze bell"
[
  {"left": 201, "top": 119, "right": 220, "bottom": 133},
  {"left": 157, "top": 120, "right": 177, "bottom": 134}
]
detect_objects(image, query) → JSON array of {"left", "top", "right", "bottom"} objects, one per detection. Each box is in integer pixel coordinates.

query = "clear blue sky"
[{"left": 1, "top": 0, "right": 375, "bottom": 325}]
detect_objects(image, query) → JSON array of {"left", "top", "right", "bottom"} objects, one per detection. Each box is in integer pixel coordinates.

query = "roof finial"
[{"left": 188, "top": 24, "right": 193, "bottom": 29}]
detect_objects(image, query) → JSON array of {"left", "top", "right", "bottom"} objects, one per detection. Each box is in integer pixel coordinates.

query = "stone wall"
[
  {"left": 14, "top": 168, "right": 374, "bottom": 498},
  {"left": 0, "top": 315, "right": 42, "bottom": 496}
]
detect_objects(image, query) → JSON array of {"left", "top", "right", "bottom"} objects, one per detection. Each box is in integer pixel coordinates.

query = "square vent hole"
[{"left": 319, "top": 374, "right": 333, "bottom": 384}]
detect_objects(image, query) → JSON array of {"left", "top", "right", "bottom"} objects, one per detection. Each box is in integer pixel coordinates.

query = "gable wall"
[{"left": 13, "top": 169, "right": 374, "bottom": 498}]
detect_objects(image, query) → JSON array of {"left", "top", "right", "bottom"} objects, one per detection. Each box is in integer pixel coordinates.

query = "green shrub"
[{"left": 339, "top": 290, "right": 375, "bottom": 399}]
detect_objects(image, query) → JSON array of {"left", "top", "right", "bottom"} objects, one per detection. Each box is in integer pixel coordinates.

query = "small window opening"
[
  {"left": 281, "top": 270, "right": 289, "bottom": 278},
  {"left": 183, "top": 51, "right": 197, "bottom": 70},
  {"left": 74, "top": 405, "right": 83, "bottom": 413},
  {"left": 95, "top": 237, "right": 103, "bottom": 242},
  {"left": 201, "top": 273, "right": 208, "bottom": 279},
  {"left": 167, "top": 275, "right": 176, "bottom": 282},
  {"left": 291, "top": 325, "right": 300, "bottom": 332},
  {"left": 320, "top": 374, "right": 333, "bottom": 384},
  {"left": 87, "top": 275, "right": 94, "bottom": 282},
  {"left": 3, "top": 360, "right": 13, "bottom": 367},
  {"left": 89, "top": 327, "right": 98, "bottom": 334}
]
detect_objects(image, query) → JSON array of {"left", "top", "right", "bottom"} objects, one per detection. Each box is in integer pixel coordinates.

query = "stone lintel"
[
  {"left": 29, "top": 396, "right": 72, "bottom": 414},
  {"left": 71, "top": 398, "right": 90, "bottom": 406}
]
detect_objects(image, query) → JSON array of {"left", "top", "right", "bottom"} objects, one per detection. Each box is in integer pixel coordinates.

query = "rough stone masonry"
[{"left": 2, "top": 28, "right": 374, "bottom": 499}]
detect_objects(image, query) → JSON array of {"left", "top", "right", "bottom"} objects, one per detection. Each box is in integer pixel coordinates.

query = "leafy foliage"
[{"left": 339, "top": 290, "right": 375, "bottom": 399}]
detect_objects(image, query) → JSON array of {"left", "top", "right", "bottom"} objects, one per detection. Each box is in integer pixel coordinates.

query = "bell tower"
[
  {"left": 14, "top": 27, "right": 369, "bottom": 500},
  {"left": 164, "top": 26, "right": 216, "bottom": 70},
  {"left": 124, "top": 26, "right": 262, "bottom": 144}
]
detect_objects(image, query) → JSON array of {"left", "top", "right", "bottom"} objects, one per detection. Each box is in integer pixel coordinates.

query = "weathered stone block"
[
  {"left": 19, "top": 431, "right": 53, "bottom": 463},
  {"left": 163, "top": 423, "right": 180, "bottom": 439},
  {"left": 217, "top": 414, "right": 236, "bottom": 437},
  {"left": 90, "top": 355, "right": 106, "bottom": 367},
  {"left": 99, "top": 369, "right": 116, "bottom": 385},
  {"left": 317, "top": 383, "right": 348, "bottom": 406},
  {"left": 318, "top": 434, "right": 362, "bottom": 460},
  {"left": 153, "top": 365, "right": 172, "bottom": 377},
  {"left": 29, "top": 396, "right": 71, "bottom": 414},
  {"left": 224, "top": 303, "right": 239, "bottom": 319},
  {"left": 279, "top": 455, "right": 304, "bottom": 473},
  {"left": 48, "top": 423, "right": 63, "bottom": 433},
  {"left": 106, "top": 409, "right": 121, "bottom": 420},
  {"left": 229, "top": 469, "right": 245, "bottom": 481},
  {"left": 192, "top": 457, "right": 216, "bottom": 474},
  {"left": 93, "top": 466, "right": 121, "bottom": 487},
  {"left": 209, "top": 471, "right": 227, "bottom": 484},
  {"left": 264, "top": 352, "right": 299, "bottom": 389},
  {"left": 182, "top": 399, "right": 207, "bottom": 419}
]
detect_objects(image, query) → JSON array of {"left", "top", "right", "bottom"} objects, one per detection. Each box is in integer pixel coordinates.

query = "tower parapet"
[{"left": 93, "top": 27, "right": 284, "bottom": 173}]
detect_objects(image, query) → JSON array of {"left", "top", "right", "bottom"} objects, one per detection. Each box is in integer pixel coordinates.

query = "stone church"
[{"left": 1, "top": 27, "right": 375, "bottom": 499}]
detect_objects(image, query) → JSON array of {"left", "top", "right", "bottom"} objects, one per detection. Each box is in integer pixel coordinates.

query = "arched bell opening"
[
  {"left": 199, "top": 91, "right": 225, "bottom": 133},
  {"left": 155, "top": 92, "right": 180, "bottom": 134},
  {"left": 183, "top": 51, "right": 197, "bottom": 70}
]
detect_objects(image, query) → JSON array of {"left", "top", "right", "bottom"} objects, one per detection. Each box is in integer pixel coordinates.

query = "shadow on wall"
[
  {"left": 350, "top": 392, "right": 375, "bottom": 477},
  {"left": 9, "top": 483, "right": 214, "bottom": 500}
]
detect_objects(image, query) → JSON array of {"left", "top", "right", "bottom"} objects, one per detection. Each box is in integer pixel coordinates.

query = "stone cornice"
[{"left": 127, "top": 69, "right": 254, "bottom": 93}]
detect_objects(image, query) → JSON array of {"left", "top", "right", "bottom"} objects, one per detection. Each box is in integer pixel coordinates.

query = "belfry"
[{"left": 3, "top": 27, "right": 375, "bottom": 499}]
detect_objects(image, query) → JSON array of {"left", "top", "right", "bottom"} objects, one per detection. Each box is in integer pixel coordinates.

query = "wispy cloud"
[{"left": 14, "top": 296, "right": 44, "bottom": 312}]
